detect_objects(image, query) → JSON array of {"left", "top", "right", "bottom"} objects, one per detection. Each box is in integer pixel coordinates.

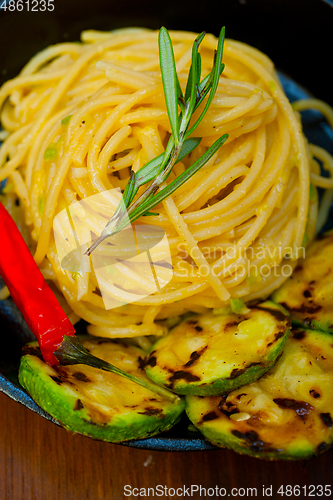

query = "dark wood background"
[{"left": 1, "top": 391, "right": 332, "bottom": 500}]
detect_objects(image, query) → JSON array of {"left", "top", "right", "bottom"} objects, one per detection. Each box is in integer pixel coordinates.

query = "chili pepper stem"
[{"left": 54, "top": 336, "right": 180, "bottom": 403}]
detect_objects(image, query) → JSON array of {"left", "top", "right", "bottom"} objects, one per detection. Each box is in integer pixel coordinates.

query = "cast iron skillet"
[{"left": 0, "top": 0, "right": 333, "bottom": 452}]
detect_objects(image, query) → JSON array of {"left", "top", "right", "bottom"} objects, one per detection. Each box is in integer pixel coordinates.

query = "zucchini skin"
[
  {"left": 186, "top": 327, "right": 333, "bottom": 460},
  {"left": 272, "top": 231, "right": 333, "bottom": 333},
  {"left": 145, "top": 301, "right": 290, "bottom": 396},
  {"left": 18, "top": 337, "right": 185, "bottom": 442}
]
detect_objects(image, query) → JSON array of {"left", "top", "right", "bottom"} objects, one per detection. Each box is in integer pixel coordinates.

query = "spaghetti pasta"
[{"left": 1, "top": 28, "right": 333, "bottom": 341}]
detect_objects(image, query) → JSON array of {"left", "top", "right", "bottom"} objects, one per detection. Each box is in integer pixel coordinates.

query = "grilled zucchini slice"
[
  {"left": 272, "top": 231, "right": 333, "bottom": 333},
  {"left": 145, "top": 301, "right": 290, "bottom": 396},
  {"left": 18, "top": 336, "right": 185, "bottom": 442},
  {"left": 186, "top": 327, "right": 333, "bottom": 460}
]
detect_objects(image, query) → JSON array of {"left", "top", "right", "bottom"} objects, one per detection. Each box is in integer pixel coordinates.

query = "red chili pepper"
[{"left": 0, "top": 203, "right": 75, "bottom": 365}]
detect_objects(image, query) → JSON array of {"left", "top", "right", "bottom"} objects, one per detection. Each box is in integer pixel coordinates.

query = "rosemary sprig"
[
  {"left": 54, "top": 336, "right": 180, "bottom": 403},
  {"left": 85, "top": 26, "right": 228, "bottom": 256}
]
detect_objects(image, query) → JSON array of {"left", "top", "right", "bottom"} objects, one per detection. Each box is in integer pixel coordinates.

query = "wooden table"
[{"left": 1, "top": 391, "right": 333, "bottom": 500}]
